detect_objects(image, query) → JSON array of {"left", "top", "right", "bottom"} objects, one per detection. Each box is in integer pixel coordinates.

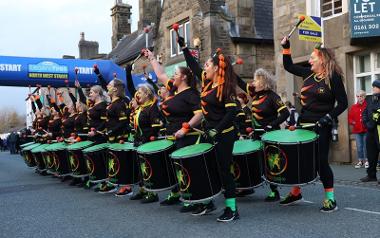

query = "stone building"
[
  {"left": 107, "top": 0, "right": 275, "bottom": 80},
  {"left": 273, "top": 0, "right": 380, "bottom": 163}
]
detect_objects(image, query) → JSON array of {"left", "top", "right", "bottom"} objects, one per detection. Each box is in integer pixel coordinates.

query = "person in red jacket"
[{"left": 348, "top": 90, "right": 368, "bottom": 169}]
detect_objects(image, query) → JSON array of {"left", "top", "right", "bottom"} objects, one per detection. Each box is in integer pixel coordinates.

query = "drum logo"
[
  {"left": 264, "top": 145, "right": 288, "bottom": 176},
  {"left": 108, "top": 152, "right": 120, "bottom": 178},
  {"left": 46, "top": 153, "right": 54, "bottom": 169},
  {"left": 69, "top": 152, "right": 80, "bottom": 171},
  {"left": 139, "top": 156, "right": 152, "bottom": 181},
  {"left": 174, "top": 162, "right": 191, "bottom": 192},
  {"left": 230, "top": 161, "right": 241, "bottom": 181},
  {"left": 85, "top": 156, "right": 95, "bottom": 175}
]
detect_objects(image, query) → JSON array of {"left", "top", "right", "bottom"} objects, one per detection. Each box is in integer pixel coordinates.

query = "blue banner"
[
  {"left": 350, "top": 0, "right": 380, "bottom": 38},
  {"left": 0, "top": 55, "right": 156, "bottom": 97}
]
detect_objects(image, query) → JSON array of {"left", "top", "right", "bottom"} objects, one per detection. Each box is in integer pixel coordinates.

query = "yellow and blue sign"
[{"left": 298, "top": 15, "right": 322, "bottom": 43}]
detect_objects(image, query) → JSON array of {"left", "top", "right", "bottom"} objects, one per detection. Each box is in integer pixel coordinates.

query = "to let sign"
[{"left": 350, "top": 0, "right": 380, "bottom": 38}]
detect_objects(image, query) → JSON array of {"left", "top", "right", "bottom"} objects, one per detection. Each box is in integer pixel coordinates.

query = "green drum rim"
[
  {"left": 108, "top": 142, "right": 134, "bottom": 151},
  {"left": 22, "top": 143, "right": 41, "bottom": 151},
  {"left": 261, "top": 129, "right": 317, "bottom": 144},
  {"left": 66, "top": 141, "right": 94, "bottom": 150},
  {"left": 171, "top": 143, "right": 213, "bottom": 159},
  {"left": 82, "top": 143, "right": 110, "bottom": 153},
  {"left": 233, "top": 140, "right": 263, "bottom": 155},
  {"left": 44, "top": 142, "right": 67, "bottom": 152},
  {"left": 137, "top": 140, "right": 174, "bottom": 154},
  {"left": 20, "top": 142, "right": 35, "bottom": 148},
  {"left": 30, "top": 144, "right": 51, "bottom": 153}
]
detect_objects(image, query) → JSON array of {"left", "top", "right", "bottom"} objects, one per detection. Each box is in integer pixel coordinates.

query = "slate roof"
[{"left": 107, "top": 29, "right": 154, "bottom": 65}]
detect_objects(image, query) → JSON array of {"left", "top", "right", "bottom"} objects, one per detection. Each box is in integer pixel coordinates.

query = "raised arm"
[
  {"left": 144, "top": 49, "right": 170, "bottom": 86},
  {"left": 281, "top": 36, "right": 312, "bottom": 78},
  {"left": 125, "top": 64, "right": 136, "bottom": 97}
]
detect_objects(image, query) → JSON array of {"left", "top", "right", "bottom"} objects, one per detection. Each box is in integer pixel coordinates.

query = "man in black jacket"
[{"left": 361, "top": 79, "right": 380, "bottom": 183}]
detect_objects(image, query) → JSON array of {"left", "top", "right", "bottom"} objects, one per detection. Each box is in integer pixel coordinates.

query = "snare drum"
[
  {"left": 261, "top": 129, "right": 318, "bottom": 186},
  {"left": 108, "top": 143, "right": 138, "bottom": 186},
  {"left": 136, "top": 140, "right": 176, "bottom": 192},
  {"left": 21, "top": 143, "right": 40, "bottom": 167},
  {"left": 170, "top": 143, "right": 222, "bottom": 204},
  {"left": 82, "top": 143, "right": 110, "bottom": 183},
  {"left": 232, "top": 140, "right": 264, "bottom": 189},
  {"left": 66, "top": 141, "right": 94, "bottom": 178}
]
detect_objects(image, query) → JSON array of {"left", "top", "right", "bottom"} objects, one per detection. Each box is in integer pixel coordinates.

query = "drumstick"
[
  {"left": 77, "top": 133, "right": 89, "bottom": 137},
  {"left": 288, "top": 15, "right": 306, "bottom": 38},
  {"left": 182, "top": 122, "right": 205, "bottom": 134},
  {"left": 150, "top": 135, "right": 176, "bottom": 141},
  {"left": 288, "top": 123, "right": 316, "bottom": 131}
]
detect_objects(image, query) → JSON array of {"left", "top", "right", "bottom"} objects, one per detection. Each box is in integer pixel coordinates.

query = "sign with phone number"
[{"left": 350, "top": 0, "right": 380, "bottom": 38}]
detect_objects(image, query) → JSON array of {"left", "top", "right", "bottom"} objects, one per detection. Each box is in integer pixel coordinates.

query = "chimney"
[
  {"left": 78, "top": 32, "right": 99, "bottom": 59},
  {"left": 111, "top": 0, "right": 132, "bottom": 49},
  {"left": 138, "top": 0, "right": 161, "bottom": 30}
]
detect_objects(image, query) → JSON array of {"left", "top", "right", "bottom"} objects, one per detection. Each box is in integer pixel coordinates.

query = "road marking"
[{"left": 344, "top": 207, "right": 380, "bottom": 215}]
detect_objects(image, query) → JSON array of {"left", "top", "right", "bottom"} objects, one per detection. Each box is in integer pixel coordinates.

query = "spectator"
[
  {"left": 348, "top": 90, "right": 368, "bottom": 169},
  {"left": 285, "top": 101, "right": 298, "bottom": 127},
  {"left": 0, "top": 138, "right": 3, "bottom": 151},
  {"left": 361, "top": 80, "right": 380, "bottom": 183}
]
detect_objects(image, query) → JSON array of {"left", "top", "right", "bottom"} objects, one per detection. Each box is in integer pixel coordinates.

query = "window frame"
[
  {"left": 354, "top": 51, "right": 380, "bottom": 96},
  {"left": 169, "top": 21, "right": 190, "bottom": 58}
]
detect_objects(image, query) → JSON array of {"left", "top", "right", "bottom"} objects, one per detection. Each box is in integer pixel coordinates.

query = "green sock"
[
  {"left": 169, "top": 192, "right": 180, "bottom": 198},
  {"left": 225, "top": 198, "right": 236, "bottom": 212},
  {"left": 325, "top": 191, "right": 334, "bottom": 201}
]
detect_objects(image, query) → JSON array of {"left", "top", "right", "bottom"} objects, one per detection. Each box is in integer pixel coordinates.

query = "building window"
[
  {"left": 170, "top": 22, "right": 191, "bottom": 57},
  {"left": 354, "top": 52, "right": 380, "bottom": 95},
  {"left": 321, "top": 0, "right": 343, "bottom": 18}
]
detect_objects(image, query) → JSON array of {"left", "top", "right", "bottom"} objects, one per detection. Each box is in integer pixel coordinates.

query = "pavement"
[{"left": 1, "top": 151, "right": 380, "bottom": 238}]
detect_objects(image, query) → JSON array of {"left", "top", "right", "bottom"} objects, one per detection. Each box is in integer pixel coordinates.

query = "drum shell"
[
  {"left": 68, "top": 149, "right": 89, "bottom": 175},
  {"left": 84, "top": 149, "right": 108, "bottom": 182},
  {"left": 33, "top": 152, "right": 47, "bottom": 170},
  {"left": 233, "top": 149, "right": 264, "bottom": 189},
  {"left": 263, "top": 140, "right": 318, "bottom": 185},
  {"left": 52, "top": 149, "right": 71, "bottom": 175},
  {"left": 137, "top": 146, "right": 177, "bottom": 192},
  {"left": 172, "top": 147, "right": 222, "bottom": 203},
  {"left": 42, "top": 151, "right": 55, "bottom": 172},
  {"left": 108, "top": 149, "right": 139, "bottom": 186},
  {"left": 22, "top": 150, "right": 37, "bottom": 167}
]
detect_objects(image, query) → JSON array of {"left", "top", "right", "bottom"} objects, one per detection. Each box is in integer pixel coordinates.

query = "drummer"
[
  {"left": 85, "top": 85, "right": 108, "bottom": 189},
  {"left": 144, "top": 49, "right": 203, "bottom": 212},
  {"left": 181, "top": 38, "right": 239, "bottom": 222},
  {"left": 281, "top": 36, "right": 347, "bottom": 212},
  {"left": 125, "top": 69, "right": 162, "bottom": 203},
  {"left": 236, "top": 69, "right": 289, "bottom": 201},
  {"left": 97, "top": 78, "right": 131, "bottom": 194}
]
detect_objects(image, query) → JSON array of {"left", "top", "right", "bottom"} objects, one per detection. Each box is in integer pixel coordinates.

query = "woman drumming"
[
  {"left": 236, "top": 69, "right": 289, "bottom": 201},
  {"left": 97, "top": 78, "right": 131, "bottom": 194},
  {"left": 180, "top": 37, "right": 239, "bottom": 222},
  {"left": 144, "top": 49, "right": 203, "bottom": 212},
  {"left": 125, "top": 68, "right": 162, "bottom": 203},
  {"left": 280, "top": 36, "right": 347, "bottom": 212}
]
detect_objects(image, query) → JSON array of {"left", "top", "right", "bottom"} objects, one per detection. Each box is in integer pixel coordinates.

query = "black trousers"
[
  {"left": 366, "top": 131, "right": 378, "bottom": 178},
  {"left": 314, "top": 125, "right": 334, "bottom": 189},
  {"left": 213, "top": 129, "right": 237, "bottom": 199}
]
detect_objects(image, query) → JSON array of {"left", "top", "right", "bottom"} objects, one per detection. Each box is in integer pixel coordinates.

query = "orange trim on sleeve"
[{"left": 282, "top": 49, "right": 291, "bottom": 55}]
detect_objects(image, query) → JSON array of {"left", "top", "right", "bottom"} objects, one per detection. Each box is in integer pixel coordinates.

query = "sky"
[{"left": 0, "top": 0, "right": 140, "bottom": 114}]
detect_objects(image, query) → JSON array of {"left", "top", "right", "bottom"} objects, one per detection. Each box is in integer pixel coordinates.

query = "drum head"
[
  {"left": 261, "top": 129, "right": 317, "bottom": 144},
  {"left": 82, "top": 143, "right": 110, "bottom": 153},
  {"left": 44, "top": 142, "right": 67, "bottom": 152},
  {"left": 171, "top": 143, "right": 213, "bottom": 159},
  {"left": 233, "top": 140, "right": 263, "bottom": 155},
  {"left": 66, "top": 141, "right": 94, "bottom": 150},
  {"left": 137, "top": 140, "right": 174, "bottom": 154},
  {"left": 22, "top": 143, "right": 41, "bottom": 152},
  {"left": 108, "top": 142, "right": 134, "bottom": 152},
  {"left": 31, "top": 144, "right": 50, "bottom": 153}
]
